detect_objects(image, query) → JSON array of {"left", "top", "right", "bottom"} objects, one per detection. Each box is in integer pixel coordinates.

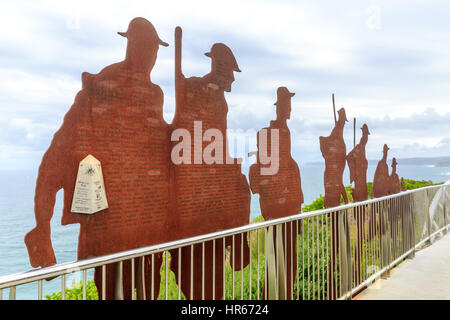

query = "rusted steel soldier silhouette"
[
  {"left": 389, "top": 158, "right": 400, "bottom": 195},
  {"left": 320, "top": 107, "right": 349, "bottom": 207},
  {"left": 388, "top": 157, "right": 402, "bottom": 256},
  {"left": 372, "top": 144, "right": 390, "bottom": 198},
  {"left": 249, "top": 87, "right": 303, "bottom": 299},
  {"left": 401, "top": 177, "right": 406, "bottom": 191},
  {"left": 345, "top": 123, "right": 370, "bottom": 285},
  {"left": 371, "top": 144, "right": 392, "bottom": 267},
  {"left": 24, "top": 18, "right": 170, "bottom": 300},
  {"left": 319, "top": 107, "right": 349, "bottom": 299},
  {"left": 169, "top": 27, "right": 250, "bottom": 300},
  {"left": 346, "top": 124, "right": 370, "bottom": 202}
]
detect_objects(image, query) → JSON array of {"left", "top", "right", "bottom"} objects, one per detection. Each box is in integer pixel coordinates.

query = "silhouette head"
[
  {"left": 383, "top": 144, "right": 390, "bottom": 155},
  {"left": 274, "top": 87, "right": 295, "bottom": 120},
  {"left": 361, "top": 124, "right": 370, "bottom": 135},
  {"left": 391, "top": 157, "right": 398, "bottom": 168},
  {"left": 205, "top": 43, "right": 241, "bottom": 92},
  {"left": 337, "top": 108, "right": 349, "bottom": 123},
  {"left": 118, "top": 17, "right": 168, "bottom": 70}
]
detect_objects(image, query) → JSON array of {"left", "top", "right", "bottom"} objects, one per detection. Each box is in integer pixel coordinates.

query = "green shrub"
[
  {"left": 402, "top": 179, "right": 442, "bottom": 190},
  {"left": 302, "top": 195, "right": 324, "bottom": 212},
  {"left": 45, "top": 280, "right": 98, "bottom": 300}
]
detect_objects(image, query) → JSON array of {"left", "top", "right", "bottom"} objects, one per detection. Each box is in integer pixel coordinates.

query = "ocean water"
[{"left": 0, "top": 163, "right": 449, "bottom": 299}]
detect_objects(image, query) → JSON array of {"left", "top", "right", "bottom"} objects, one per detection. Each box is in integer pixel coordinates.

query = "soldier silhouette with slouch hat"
[
  {"left": 249, "top": 86, "right": 303, "bottom": 299},
  {"left": 25, "top": 18, "right": 170, "bottom": 300}
]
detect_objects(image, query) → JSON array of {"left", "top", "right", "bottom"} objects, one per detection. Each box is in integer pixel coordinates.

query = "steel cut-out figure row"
[
  {"left": 25, "top": 17, "right": 251, "bottom": 300},
  {"left": 319, "top": 105, "right": 402, "bottom": 298},
  {"left": 24, "top": 17, "right": 401, "bottom": 300}
]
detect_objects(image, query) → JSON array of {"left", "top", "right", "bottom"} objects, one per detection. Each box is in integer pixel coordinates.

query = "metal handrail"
[
  {"left": 342, "top": 222, "right": 450, "bottom": 300},
  {"left": 0, "top": 183, "right": 448, "bottom": 300}
]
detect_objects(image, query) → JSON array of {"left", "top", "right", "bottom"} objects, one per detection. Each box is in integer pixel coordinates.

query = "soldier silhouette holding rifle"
[
  {"left": 169, "top": 27, "right": 250, "bottom": 300},
  {"left": 319, "top": 101, "right": 349, "bottom": 299},
  {"left": 320, "top": 107, "right": 349, "bottom": 208}
]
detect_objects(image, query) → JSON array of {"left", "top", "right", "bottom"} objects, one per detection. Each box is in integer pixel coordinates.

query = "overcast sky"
[{"left": 1, "top": 0, "right": 450, "bottom": 171}]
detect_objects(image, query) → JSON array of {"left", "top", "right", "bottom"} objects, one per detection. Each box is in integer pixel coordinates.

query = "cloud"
[{"left": 1, "top": 1, "right": 450, "bottom": 170}]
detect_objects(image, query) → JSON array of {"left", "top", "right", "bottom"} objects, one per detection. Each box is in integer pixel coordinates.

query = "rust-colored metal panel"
[
  {"left": 319, "top": 105, "right": 349, "bottom": 300},
  {"left": 372, "top": 144, "right": 390, "bottom": 198},
  {"left": 249, "top": 87, "right": 303, "bottom": 299},
  {"left": 320, "top": 107, "right": 349, "bottom": 208},
  {"left": 345, "top": 123, "right": 370, "bottom": 288},
  {"left": 401, "top": 177, "right": 406, "bottom": 191},
  {"left": 168, "top": 27, "right": 251, "bottom": 300},
  {"left": 389, "top": 158, "right": 401, "bottom": 194},
  {"left": 24, "top": 18, "right": 170, "bottom": 299},
  {"left": 346, "top": 124, "right": 370, "bottom": 202}
]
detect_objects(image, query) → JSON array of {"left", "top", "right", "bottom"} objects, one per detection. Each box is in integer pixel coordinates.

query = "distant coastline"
[
  {"left": 436, "top": 161, "right": 450, "bottom": 167},
  {"left": 306, "top": 156, "right": 450, "bottom": 167}
]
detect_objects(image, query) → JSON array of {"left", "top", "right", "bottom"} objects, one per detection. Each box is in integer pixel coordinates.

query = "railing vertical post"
[
  {"left": 347, "top": 209, "right": 353, "bottom": 299},
  {"left": 291, "top": 222, "right": 294, "bottom": 300},
  {"left": 115, "top": 261, "right": 124, "bottom": 300},
  {"left": 82, "top": 270, "right": 87, "bottom": 300},
  {"left": 223, "top": 238, "right": 226, "bottom": 300},
  {"left": 249, "top": 232, "right": 252, "bottom": 300},
  {"left": 190, "top": 245, "right": 194, "bottom": 300},
  {"left": 178, "top": 248, "right": 182, "bottom": 300},
  {"left": 102, "top": 264, "right": 106, "bottom": 300},
  {"left": 202, "top": 243, "right": 205, "bottom": 300},
  {"left": 61, "top": 275, "right": 66, "bottom": 300},
  {"left": 338, "top": 209, "right": 352, "bottom": 299},
  {"left": 232, "top": 235, "right": 235, "bottom": 300},
  {"left": 301, "top": 219, "right": 305, "bottom": 300},
  {"left": 425, "top": 189, "right": 433, "bottom": 245},
  {"left": 264, "top": 228, "right": 268, "bottom": 300},
  {"left": 38, "top": 280, "right": 43, "bottom": 300},
  {"left": 408, "top": 193, "right": 416, "bottom": 259},
  {"left": 165, "top": 251, "right": 168, "bottom": 300},
  {"left": 8, "top": 286, "right": 16, "bottom": 300},
  {"left": 257, "top": 229, "right": 260, "bottom": 300},
  {"left": 136, "top": 257, "right": 145, "bottom": 300},
  {"left": 403, "top": 195, "right": 408, "bottom": 255},
  {"left": 443, "top": 184, "right": 447, "bottom": 235},
  {"left": 325, "top": 215, "right": 329, "bottom": 300},
  {"left": 380, "top": 200, "right": 390, "bottom": 279},
  {"left": 321, "top": 215, "right": 325, "bottom": 300},
  {"left": 241, "top": 232, "right": 244, "bottom": 300},
  {"left": 151, "top": 254, "right": 155, "bottom": 300},
  {"left": 312, "top": 218, "right": 315, "bottom": 300},
  {"left": 131, "top": 259, "right": 135, "bottom": 300},
  {"left": 446, "top": 184, "right": 450, "bottom": 229},
  {"left": 213, "top": 240, "right": 216, "bottom": 300}
]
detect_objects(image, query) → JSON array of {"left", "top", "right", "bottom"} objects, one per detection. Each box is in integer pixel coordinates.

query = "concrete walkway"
[{"left": 354, "top": 232, "right": 450, "bottom": 300}]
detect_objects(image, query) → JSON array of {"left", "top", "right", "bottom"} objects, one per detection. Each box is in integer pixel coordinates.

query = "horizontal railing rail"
[{"left": 1, "top": 183, "right": 448, "bottom": 300}]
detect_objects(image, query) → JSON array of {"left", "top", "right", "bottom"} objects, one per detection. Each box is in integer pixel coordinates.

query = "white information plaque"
[{"left": 71, "top": 154, "right": 108, "bottom": 214}]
